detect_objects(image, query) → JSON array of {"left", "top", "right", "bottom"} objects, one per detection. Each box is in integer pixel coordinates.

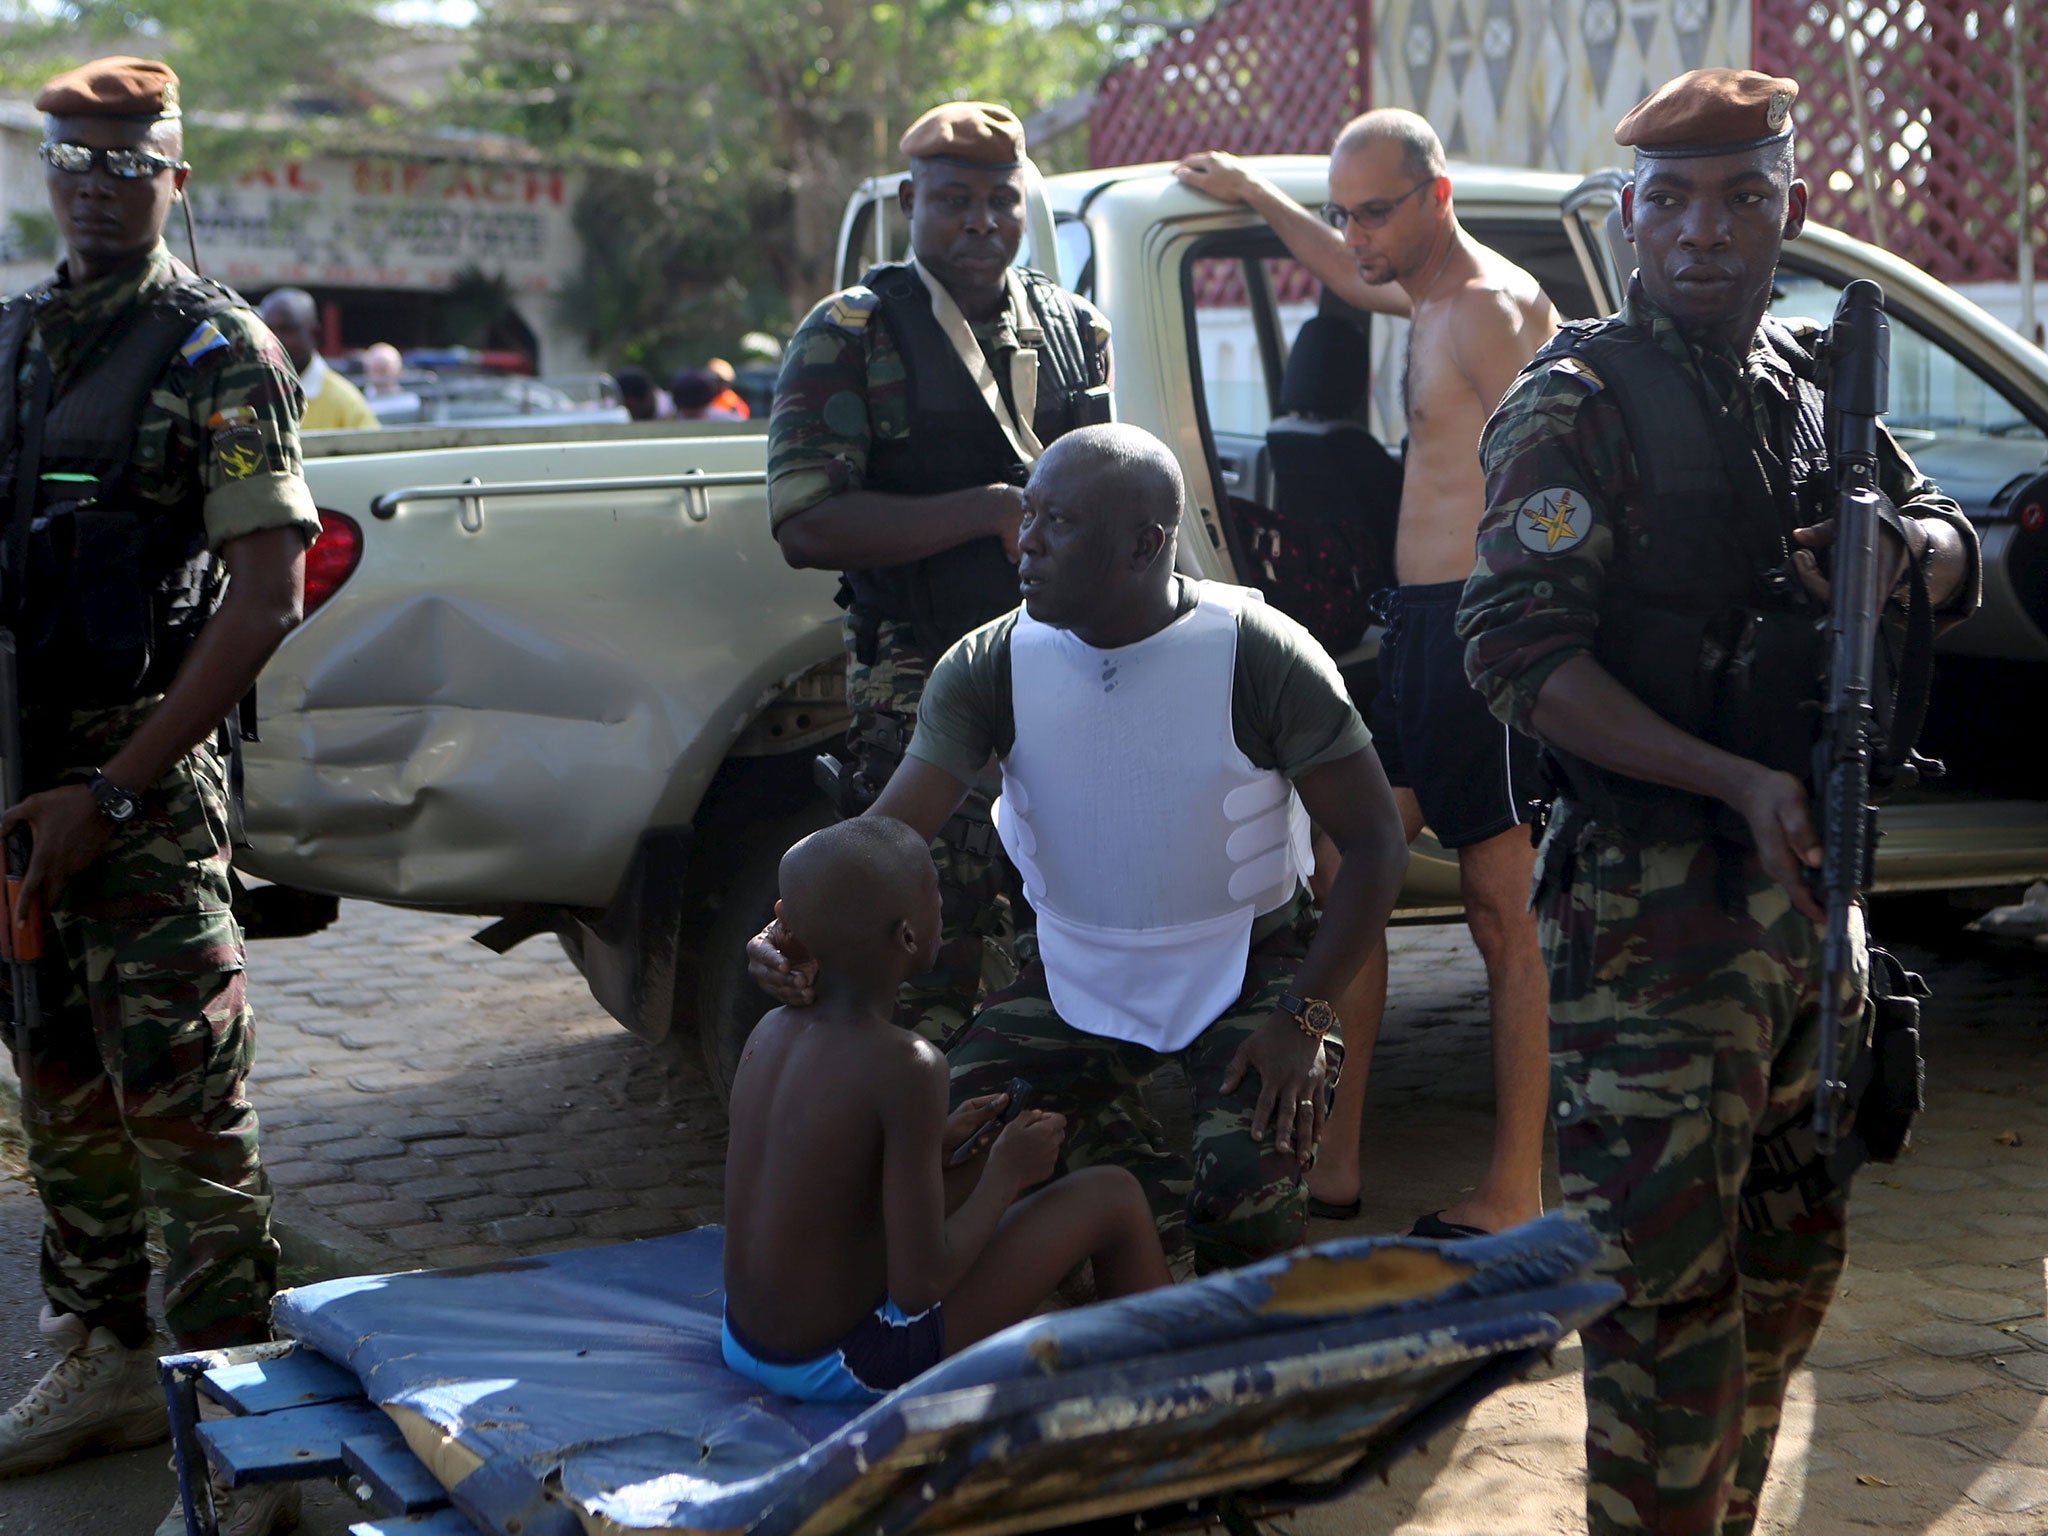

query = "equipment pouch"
[
  {"left": 1076, "top": 385, "right": 1113, "bottom": 428},
  {"left": 1855, "top": 945, "right": 1928, "bottom": 1164},
  {"left": 69, "top": 507, "right": 154, "bottom": 700}
]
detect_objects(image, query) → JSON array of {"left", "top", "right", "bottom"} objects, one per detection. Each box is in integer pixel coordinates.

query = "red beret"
[
  {"left": 899, "top": 102, "right": 1025, "bottom": 168},
  {"left": 1615, "top": 68, "right": 1797, "bottom": 158},
  {"left": 35, "top": 56, "right": 182, "bottom": 121}
]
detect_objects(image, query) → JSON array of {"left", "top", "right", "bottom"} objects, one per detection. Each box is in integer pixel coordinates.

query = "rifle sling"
[{"left": 5, "top": 341, "right": 51, "bottom": 630}]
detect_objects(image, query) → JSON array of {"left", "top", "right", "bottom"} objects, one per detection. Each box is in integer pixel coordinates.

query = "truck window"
[
  {"left": 1772, "top": 267, "right": 2045, "bottom": 514},
  {"left": 1056, "top": 215, "right": 1094, "bottom": 301},
  {"left": 1187, "top": 252, "right": 1285, "bottom": 440},
  {"left": 839, "top": 196, "right": 909, "bottom": 287},
  {"left": 1184, "top": 234, "right": 1395, "bottom": 657}
]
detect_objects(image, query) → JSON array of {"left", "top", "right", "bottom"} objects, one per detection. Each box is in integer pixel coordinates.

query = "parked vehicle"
[
  {"left": 359, "top": 374, "right": 630, "bottom": 428},
  {"left": 247, "top": 158, "right": 2048, "bottom": 1089}
]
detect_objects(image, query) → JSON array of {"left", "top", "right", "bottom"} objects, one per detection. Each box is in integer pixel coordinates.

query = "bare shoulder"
[
  {"left": 1446, "top": 252, "right": 1559, "bottom": 390},
  {"left": 864, "top": 1025, "right": 950, "bottom": 1108},
  {"left": 1461, "top": 248, "right": 1555, "bottom": 327},
  {"left": 1445, "top": 277, "right": 1541, "bottom": 359}
]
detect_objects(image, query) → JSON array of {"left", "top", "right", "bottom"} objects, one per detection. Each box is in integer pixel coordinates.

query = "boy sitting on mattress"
[{"left": 722, "top": 817, "right": 1170, "bottom": 1404}]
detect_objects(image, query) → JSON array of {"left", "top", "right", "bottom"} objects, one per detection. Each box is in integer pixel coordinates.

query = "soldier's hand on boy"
[
  {"left": 987, "top": 1110, "right": 1065, "bottom": 1193},
  {"left": 746, "top": 902, "right": 819, "bottom": 1006},
  {"left": 942, "top": 1092, "right": 1011, "bottom": 1164}
]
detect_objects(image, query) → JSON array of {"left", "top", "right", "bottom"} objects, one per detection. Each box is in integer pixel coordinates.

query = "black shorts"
[{"left": 1367, "top": 580, "right": 1541, "bottom": 850}]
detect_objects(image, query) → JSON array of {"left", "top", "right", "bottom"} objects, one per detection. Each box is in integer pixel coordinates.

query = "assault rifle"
[
  {"left": 1811, "top": 278, "right": 1890, "bottom": 1153},
  {"left": 0, "top": 629, "right": 40, "bottom": 1033}
]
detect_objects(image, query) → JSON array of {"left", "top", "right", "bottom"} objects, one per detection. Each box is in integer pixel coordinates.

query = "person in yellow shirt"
[{"left": 256, "top": 287, "right": 379, "bottom": 431}]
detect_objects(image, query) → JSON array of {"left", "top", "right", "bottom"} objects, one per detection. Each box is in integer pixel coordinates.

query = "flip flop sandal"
[{"left": 1409, "top": 1209, "right": 1491, "bottom": 1240}]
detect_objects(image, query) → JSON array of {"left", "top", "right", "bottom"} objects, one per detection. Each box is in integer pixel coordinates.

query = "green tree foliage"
[
  {"left": 3, "top": 0, "right": 1147, "bottom": 366},
  {"left": 457, "top": 0, "right": 1134, "bottom": 366},
  {"left": 0, "top": 0, "right": 397, "bottom": 116}
]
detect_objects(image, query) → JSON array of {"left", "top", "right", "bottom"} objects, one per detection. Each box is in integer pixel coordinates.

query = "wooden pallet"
[{"left": 158, "top": 1341, "right": 476, "bottom": 1536}]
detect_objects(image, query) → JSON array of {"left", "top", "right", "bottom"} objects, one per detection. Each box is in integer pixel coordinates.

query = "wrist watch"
[
  {"left": 86, "top": 770, "right": 139, "bottom": 826},
  {"left": 1276, "top": 991, "right": 1338, "bottom": 1041}
]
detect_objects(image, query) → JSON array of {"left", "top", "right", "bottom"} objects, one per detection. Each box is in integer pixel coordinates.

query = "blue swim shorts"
[{"left": 721, "top": 1297, "right": 946, "bottom": 1405}]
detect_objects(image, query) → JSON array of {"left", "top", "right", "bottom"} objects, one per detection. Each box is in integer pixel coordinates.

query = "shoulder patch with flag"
[{"left": 179, "top": 319, "right": 230, "bottom": 367}]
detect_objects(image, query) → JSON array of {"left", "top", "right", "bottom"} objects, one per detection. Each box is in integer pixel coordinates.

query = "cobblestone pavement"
[
  {"left": 0, "top": 899, "right": 2042, "bottom": 1534},
  {"left": 242, "top": 903, "right": 728, "bottom": 1275}
]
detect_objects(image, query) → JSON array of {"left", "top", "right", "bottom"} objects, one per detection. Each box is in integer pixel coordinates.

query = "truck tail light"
[{"left": 305, "top": 510, "right": 363, "bottom": 614}]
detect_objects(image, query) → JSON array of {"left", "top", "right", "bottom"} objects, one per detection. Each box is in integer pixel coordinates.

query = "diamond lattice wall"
[
  {"left": 1756, "top": 1, "right": 2044, "bottom": 284},
  {"left": 1089, "top": 0, "right": 1373, "bottom": 168},
  {"left": 1089, "top": 1, "right": 2038, "bottom": 292}
]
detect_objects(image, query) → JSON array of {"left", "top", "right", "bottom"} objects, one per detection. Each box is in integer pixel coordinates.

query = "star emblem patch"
[{"left": 1514, "top": 487, "right": 1589, "bottom": 554}]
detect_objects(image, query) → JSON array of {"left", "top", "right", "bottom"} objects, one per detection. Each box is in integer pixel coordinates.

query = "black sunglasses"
[
  {"left": 39, "top": 141, "right": 188, "bottom": 180},
  {"left": 1319, "top": 178, "right": 1439, "bottom": 232}
]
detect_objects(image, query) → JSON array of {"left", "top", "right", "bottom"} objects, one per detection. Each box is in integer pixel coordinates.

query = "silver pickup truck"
[{"left": 248, "top": 157, "right": 2048, "bottom": 1086}]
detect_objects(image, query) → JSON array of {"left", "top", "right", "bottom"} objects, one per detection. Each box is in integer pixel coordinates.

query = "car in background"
[{"left": 363, "top": 373, "right": 630, "bottom": 428}]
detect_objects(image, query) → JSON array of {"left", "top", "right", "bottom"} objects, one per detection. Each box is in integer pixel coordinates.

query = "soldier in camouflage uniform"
[
  {"left": 1455, "top": 70, "right": 1981, "bottom": 1535},
  {"left": 768, "top": 101, "right": 1112, "bottom": 1044},
  {"left": 0, "top": 58, "right": 320, "bottom": 1536},
  {"left": 754, "top": 426, "right": 1410, "bottom": 1272}
]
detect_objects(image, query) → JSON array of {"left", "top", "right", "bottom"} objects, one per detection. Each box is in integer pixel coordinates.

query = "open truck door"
[{"left": 1562, "top": 168, "right": 1631, "bottom": 315}]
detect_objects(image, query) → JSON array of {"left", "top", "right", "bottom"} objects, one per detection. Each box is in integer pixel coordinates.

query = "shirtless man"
[
  {"left": 1175, "top": 110, "right": 1557, "bottom": 1236},
  {"left": 722, "top": 818, "right": 1167, "bottom": 1404}
]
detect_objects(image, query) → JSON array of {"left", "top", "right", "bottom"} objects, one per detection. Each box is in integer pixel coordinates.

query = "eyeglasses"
[
  {"left": 39, "top": 141, "right": 187, "bottom": 180},
  {"left": 1319, "top": 178, "right": 1438, "bottom": 232}
]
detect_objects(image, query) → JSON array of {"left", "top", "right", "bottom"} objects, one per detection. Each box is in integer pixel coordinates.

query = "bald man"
[
  {"left": 1177, "top": 111, "right": 1558, "bottom": 1238},
  {"left": 722, "top": 816, "right": 1166, "bottom": 1404},
  {"left": 257, "top": 287, "right": 377, "bottom": 431},
  {"left": 753, "top": 424, "right": 1411, "bottom": 1272}
]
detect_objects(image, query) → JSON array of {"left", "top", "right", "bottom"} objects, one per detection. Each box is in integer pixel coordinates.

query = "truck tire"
[{"left": 696, "top": 802, "right": 835, "bottom": 1102}]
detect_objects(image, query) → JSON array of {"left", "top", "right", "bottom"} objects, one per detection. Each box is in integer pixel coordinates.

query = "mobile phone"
[{"left": 948, "top": 1077, "right": 1034, "bottom": 1166}]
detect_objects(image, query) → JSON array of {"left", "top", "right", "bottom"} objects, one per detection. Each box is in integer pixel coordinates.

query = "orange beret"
[
  {"left": 899, "top": 102, "right": 1024, "bottom": 168},
  {"left": 35, "top": 56, "right": 181, "bottom": 121},
  {"left": 1615, "top": 68, "right": 1797, "bottom": 158}
]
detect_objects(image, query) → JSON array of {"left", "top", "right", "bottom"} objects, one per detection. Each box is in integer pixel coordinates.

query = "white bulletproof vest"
[{"left": 993, "top": 581, "right": 1313, "bottom": 1052}]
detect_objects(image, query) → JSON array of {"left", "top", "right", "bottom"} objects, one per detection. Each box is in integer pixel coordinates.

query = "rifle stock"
[{"left": 1812, "top": 278, "right": 1890, "bottom": 1151}]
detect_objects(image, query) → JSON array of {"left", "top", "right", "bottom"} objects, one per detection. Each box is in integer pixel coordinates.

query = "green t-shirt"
[{"left": 906, "top": 577, "right": 1372, "bottom": 786}]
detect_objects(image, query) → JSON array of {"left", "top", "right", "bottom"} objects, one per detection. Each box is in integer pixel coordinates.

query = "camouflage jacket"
[
  {"left": 11, "top": 241, "right": 320, "bottom": 552},
  {"left": 1458, "top": 282, "right": 1978, "bottom": 736},
  {"left": 766, "top": 272, "right": 1111, "bottom": 529}
]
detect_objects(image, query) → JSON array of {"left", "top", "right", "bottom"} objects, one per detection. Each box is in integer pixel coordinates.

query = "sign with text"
[{"left": 187, "top": 154, "right": 581, "bottom": 294}]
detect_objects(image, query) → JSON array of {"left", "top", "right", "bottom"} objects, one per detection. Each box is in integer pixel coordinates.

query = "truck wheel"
[{"left": 696, "top": 802, "right": 835, "bottom": 1102}]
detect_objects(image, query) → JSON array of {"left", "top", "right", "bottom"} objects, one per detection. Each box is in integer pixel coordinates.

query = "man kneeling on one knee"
[{"left": 752, "top": 423, "right": 1410, "bottom": 1272}]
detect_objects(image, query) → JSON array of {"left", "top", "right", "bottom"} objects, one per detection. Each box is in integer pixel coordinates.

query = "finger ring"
[{"left": 1297, "top": 1098, "right": 1316, "bottom": 1109}]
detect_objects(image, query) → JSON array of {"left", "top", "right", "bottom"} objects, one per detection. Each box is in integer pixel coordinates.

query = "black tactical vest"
[
  {"left": 842, "top": 262, "right": 1107, "bottom": 660},
  {"left": 0, "top": 271, "right": 241, "bottom": 712},
  {"left": 1537, "top": 314, "right": 1834, "bottom": 844}
]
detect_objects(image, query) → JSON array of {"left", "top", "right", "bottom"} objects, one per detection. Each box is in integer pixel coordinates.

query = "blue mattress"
[{"left": 276, "top": 1214, "right": 1616, "bottom": 1536}]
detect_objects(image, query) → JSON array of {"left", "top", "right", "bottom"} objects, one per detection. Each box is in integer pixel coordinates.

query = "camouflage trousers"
[
  {"left": 848, "top": 619, "right": 1022, "bottom": 1046},
  {"left": 1, "top": 705, "right": 277, "bottom": 1351},
  {"left": 1539, "top": 828, "right": 1866, "bottom": 1536},
  {"left": 948, "top": 913, "right": 1336, "bottom": 1274}
]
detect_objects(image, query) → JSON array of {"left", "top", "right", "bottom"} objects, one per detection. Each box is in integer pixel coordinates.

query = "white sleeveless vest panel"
[{"left": 994, "top": 582, "right": 1313, "bottom": 1051}]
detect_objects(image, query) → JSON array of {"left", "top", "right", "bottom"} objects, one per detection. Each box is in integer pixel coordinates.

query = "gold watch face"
[{"left": 1303, "top": 999, "right": 1338, "bottom": 1035}]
